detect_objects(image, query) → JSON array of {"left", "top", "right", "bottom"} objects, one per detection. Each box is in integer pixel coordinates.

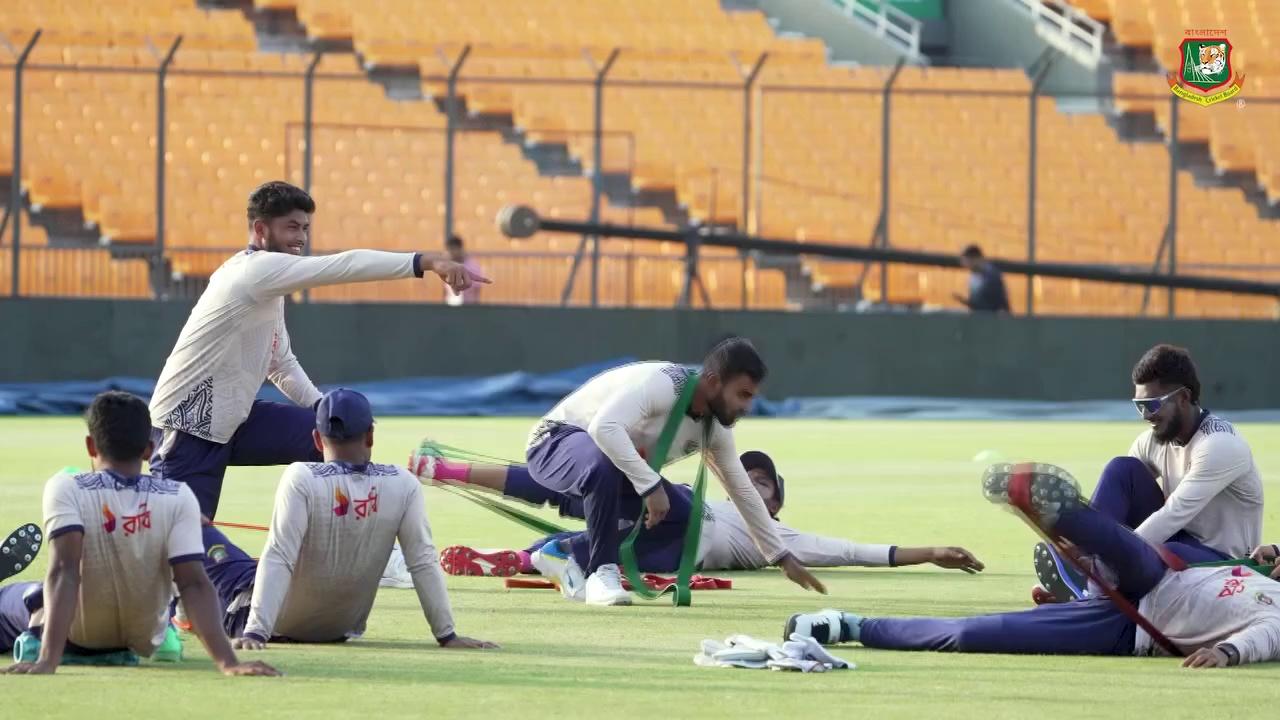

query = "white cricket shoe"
[
  {"left": 531, "top": 540, "right": 586, "bottom": 602},
  {"left": 380, "top": 544, "right": 413, "bottom": 589},
  {"left": 584, "top": 563, "right": 632, "bottom": 607}
]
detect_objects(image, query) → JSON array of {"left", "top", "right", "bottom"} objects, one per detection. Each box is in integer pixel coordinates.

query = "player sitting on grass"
[
  {"left": 2, "top": 392, "right": 279, "bottom": 677},
  {"left": 787, "top": 463, "right": 1280, "bottom": 669},
  {"left": 213, "top": 389, "right": 494, "bottom": 651},
  {"left": 1033, "top": 344, "right": 1264, "bottom": 604},
  {"left": 148, "top": 181, "right": 489, "bottom": 520},
  {"left": 410, "top": 446, "right": 983, "bottom": 587},
  {"left": 514, "top": 338, "right": 825, "bottom": 606}
]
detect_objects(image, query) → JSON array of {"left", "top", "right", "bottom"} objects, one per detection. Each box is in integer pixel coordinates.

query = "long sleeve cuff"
[
  {"left": 243, "top": 631, "right": 268, "bottom": 643},
  {"left": 888, "top": 546, "right": 898, "bottom": 567},
  {"left": 412, "top": 253, "right": 425, "bottom": 278},
  {"left": 435, "top": 632, "right": 457, "bottom": 647}
]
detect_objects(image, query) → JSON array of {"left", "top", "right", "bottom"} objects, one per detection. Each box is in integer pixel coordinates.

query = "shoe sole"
[
  {"left": 439, "top": 545, "right": 521, "bottom": 577},
  {"left": 0, "top": 523, "right": 42, "bottom": 583},
  {"left": 982, "top": 462, "right": 1084, "bottom": 526},
  {"left": 1033, "top": 541, "right": 1088, "bottom": 602},
  {"left": 585, "top": 595, "right": 633, "bottom": 607}
]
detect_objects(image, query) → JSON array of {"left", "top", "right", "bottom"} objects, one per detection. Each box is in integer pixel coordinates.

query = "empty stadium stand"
[{"left": 0, "top": 0, "right": 1274, "bottom": 316}]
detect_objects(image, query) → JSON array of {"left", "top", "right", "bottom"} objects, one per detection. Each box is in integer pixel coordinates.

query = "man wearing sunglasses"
[{"left": 1033, "top": 344, "right": 1264, "bottom": 604}]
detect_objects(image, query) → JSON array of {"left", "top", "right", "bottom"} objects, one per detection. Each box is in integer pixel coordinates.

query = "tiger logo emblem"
[{"left": 1196, "top": 44, "right": 1227, "bottom": 77}]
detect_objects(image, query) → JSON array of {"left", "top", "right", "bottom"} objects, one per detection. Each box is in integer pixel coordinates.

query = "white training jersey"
[
  {"left": 697, "top": 500, "right": 893, "bottom": 571},
  {"left": 1128, "top": 412, "right": 1263, "bottom": 557},
  {"left": 243, "top": 461, "right": 455, "bottom": 643},
  {"left": 529, "top": 361, "right": 788, "bottom": 564},
  {"left": 41, "top": 469, "right": 203, "bottom": 657},
  {"left": 1136, "top": 565, "right": 1280, "bottom": 664},
  {"left": 150, "top": 248, "right": 420, "bottom": 444}
]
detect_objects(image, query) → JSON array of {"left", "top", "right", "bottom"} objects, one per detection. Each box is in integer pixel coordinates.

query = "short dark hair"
[
  {"left": 247, "top": 181, "right": 315, "bottom": 228},
  {"left": 446, "top": 235, "right": 463, "bottom": 249},
  {"left": 85, "top": 391, "right": 153, "bottom": 462},
  {"left": 961, "top": 245, "right": 983, "bottom": 259},
  {"left": 703, "top": 336, "right": 767, "bottom": 384},
  {"left": 1132, "top": 344, "right": 1201, "bottom": 404}
]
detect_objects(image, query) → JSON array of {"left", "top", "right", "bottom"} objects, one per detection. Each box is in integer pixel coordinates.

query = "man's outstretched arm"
[{"left": 247, "top": 250, "right": 489, "bottom": 300}]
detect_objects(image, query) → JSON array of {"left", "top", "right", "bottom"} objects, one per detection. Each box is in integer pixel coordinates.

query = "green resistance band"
[
  {"left": 416, "top": 440, "right": 573, "bottom": 537},
  {"left": 1189, "top": 558, "right": 1275, "bottom": 575},
  {"left": 619, "top": 371, "right": 709, "bottom": 607}
]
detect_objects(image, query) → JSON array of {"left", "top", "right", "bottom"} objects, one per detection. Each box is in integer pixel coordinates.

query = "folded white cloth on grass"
[{"left": 693, "top": 634, "right": 854, "bottom": 672}]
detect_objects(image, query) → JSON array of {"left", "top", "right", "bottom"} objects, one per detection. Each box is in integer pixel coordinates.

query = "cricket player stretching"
[
  {"left": 522, "top": 337, "right": 825, "bottom": 606},
  {"left": 1035, "top": 344, "right": 1264, "bottom": 603},
  {"left": 231, "top": 389, "right": 494, "bottom": 650},
  {"left": 3, "top": 392, "right": 279, "bottom": 677},
  {"left": 413, "top": 449, "right": 983, "bottom": 579},
  {"left": 789, "top": 463, "right": 1280, "bottom": 669},
  {"left": 149, "top": 181, "right": 488, "bottom": 518}
]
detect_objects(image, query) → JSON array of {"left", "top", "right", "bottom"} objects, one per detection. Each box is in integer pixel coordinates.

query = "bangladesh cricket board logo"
[{"left": 1167, "top": 35, "right": 1246, "bottom": 107}]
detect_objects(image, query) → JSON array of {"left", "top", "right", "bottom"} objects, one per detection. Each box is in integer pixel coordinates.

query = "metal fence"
[{"left": 2, "top": 31, "right": 1278, "bottom": 316}]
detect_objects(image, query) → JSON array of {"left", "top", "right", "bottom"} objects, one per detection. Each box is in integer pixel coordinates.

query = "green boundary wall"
[{"left": 2, "top": 298, "right": 1277, "bottom": 407}]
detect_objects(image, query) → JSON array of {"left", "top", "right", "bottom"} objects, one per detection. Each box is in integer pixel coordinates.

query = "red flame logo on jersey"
[
  {"left": 333, "top": 488, "right": 350, "bottom": 517},
  {"left": 101, "top": 504, "right": 116, "bottom": 534}
]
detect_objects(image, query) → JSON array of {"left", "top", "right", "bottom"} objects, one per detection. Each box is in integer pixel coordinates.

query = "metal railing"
[{"left": 2, "top": 30, "right": 1278, "bottom": 318}]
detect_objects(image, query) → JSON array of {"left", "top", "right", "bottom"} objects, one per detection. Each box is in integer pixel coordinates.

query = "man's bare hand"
[
  {"left": 779, "top": 555, "right": 827, "bottom": 594},
  {"left": 233, "top": 636, "right": 267, "bottom": 651},
  {"left": 930, "top": 547, "right": 985, "bottom": 574},
  {"left": 643, "top": 486, "right": 670, "bottom": 529},
  {"left": 1181, "top": 647, "right": 1229, "bottom": 669},
  {"left": 2, "top": 661, "right": 56, "bottom": 675},
  {"left": 431, "top": 259, "right": 490, "bottom": 294},
  {"left": 219, "top": 660, "right": 282, "bottom": 677},
  {"left": 442, "top": 635, "right": 499, "bottom": 650}
]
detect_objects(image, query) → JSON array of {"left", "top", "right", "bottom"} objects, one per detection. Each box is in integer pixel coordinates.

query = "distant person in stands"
[
  {"left": 954, "top": 245, "right": 1010, "bottom": 313},
  {"left": 445, "top": 235, "right": 483, "bottom": 306}
]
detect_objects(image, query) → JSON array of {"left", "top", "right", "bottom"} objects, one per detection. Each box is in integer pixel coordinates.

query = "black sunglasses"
[{"left": 1133, "top": 387, "right": 1186, "bottom": 416}]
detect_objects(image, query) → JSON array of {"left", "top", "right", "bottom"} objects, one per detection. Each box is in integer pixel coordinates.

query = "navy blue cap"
[
  {"left": 315, "top": 388, "right": 374, "bottom": 440},
  {"left": 740, "top": 450, "right": 784, "bottom": 514}
]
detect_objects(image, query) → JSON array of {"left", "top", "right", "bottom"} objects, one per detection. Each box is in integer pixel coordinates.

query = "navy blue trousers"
[{"left": 150, "top": 400, "right": 322, "bottom": 519}]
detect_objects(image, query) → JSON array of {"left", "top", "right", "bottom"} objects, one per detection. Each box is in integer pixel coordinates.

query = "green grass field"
[{"left": 3, "top": 416, "right": 1279, "bottom": 718}]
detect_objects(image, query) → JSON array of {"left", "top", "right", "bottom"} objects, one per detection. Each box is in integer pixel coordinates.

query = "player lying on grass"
[
  {"left": 787, "top": 463, "right": 1280, "bottom": 668},
  {"left": 410, "top": 445, "right": 983, "bottom": 586},
  {"left": 2, "top": 392, "right": 279, "bottom": 676},
  {"left": 1033, "top": 344, "right": 1264, "bottom": 604},
  {"left": 201, "top": 389, "right": 494, "bottom": 651},
  {"left": 512, "top": 337, "right": 824, "bottom": 606},
  {"left": 148, "top": 181, "right": 489, "bottom": 520}
]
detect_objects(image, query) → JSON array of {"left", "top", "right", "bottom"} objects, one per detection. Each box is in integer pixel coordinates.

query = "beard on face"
[
  {"left": 708, "top": 392, "right": 740, "bottom": 427},
  {"left": 1152, "top": 410, "right": 1185, "bottom": 444}
]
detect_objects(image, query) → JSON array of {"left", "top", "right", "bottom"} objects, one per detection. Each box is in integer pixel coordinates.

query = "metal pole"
[
  {"left": 155, "top": 35, "right": 182, "bottom": 298},
  {"left": 302, "top": 51, "right": 323, "bottom": 196},
  {"left": 301, "top": 50, "right": 322, "bottom": 304},
  {"left": 10, "top": 30, "right": 40, "bottom": 298},
  {"left": 1026, "top": 50, "right": 1055, "bottom": 316},
  {"left": 876, "top": 59, "right": 904, "bottom": 303},
  {"left": 589, "top": 48, "right": 620, "bottom": 308},
  {"left": 740, "top": 53, "right": 767, "bottom": 234},
  {"left": 740, "top": 53, "right": 767, "bottom": 311},
  {"left": 443, "top": 45, "right": 471, "bottom": 242},
  {"left": 1167, "top": 96, "right": 1179, "bottom": 317}
]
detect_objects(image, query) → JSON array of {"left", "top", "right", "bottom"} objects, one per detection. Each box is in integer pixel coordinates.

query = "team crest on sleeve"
[{"left": 1167, "top": 30, "right": 1245, "bottom": 106}]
